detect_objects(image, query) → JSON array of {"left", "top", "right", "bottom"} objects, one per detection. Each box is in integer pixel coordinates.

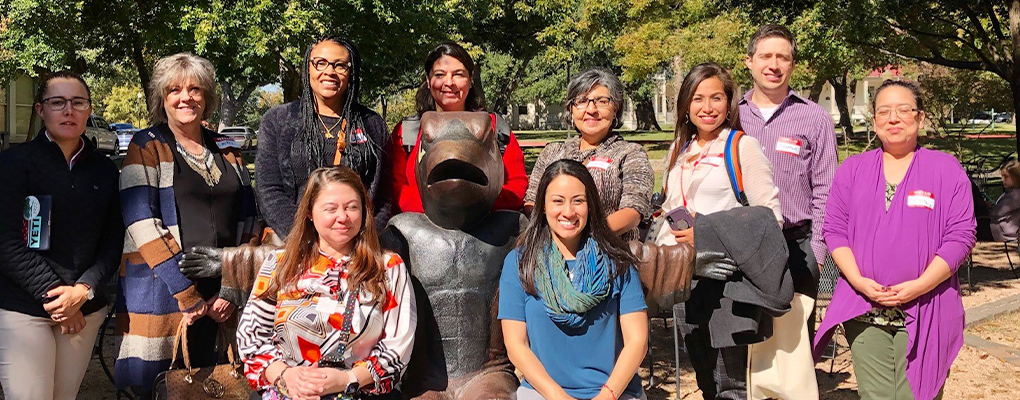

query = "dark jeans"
[
  {"left": 784, "top": 224, "right": 820, "bottom": 340},
  {"left": 677, "top": 303, "right": 747, "bottom": 400}
]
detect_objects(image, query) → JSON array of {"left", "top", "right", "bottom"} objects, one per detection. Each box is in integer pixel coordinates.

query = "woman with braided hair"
[{"left": 256, "top": 36, "right": 394, "bottom": 238}]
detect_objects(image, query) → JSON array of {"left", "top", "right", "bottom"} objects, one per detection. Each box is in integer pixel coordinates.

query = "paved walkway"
[{"left": 964, "top": 293, "right": 1020, "bottom": 367}]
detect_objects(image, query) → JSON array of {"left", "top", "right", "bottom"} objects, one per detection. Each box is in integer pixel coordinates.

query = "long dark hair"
[
  {"left": 667, "top": 62, "right": 742, "bottom": 174},
  {"left": 414, "top": 42, "right": 487, "bottom": 115},
  {"left": 299, "top": 36, "right": 378, "bottom": 175},
  {"left": 261, "top": 166, "right": 388, "bottom": 303},
  {"left": 516, "top": 160, "right": 637, "bottom": 295}
]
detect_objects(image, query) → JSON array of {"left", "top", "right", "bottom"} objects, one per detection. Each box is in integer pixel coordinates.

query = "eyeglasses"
[
  {"left": 310, "top": 57, "right": 352, "bottom": 74},
  {"left": 571, "top": 96, "right": 614, "bottom": 110},
  {"left": 40, "top": 96, "right": 91, "bottom": 112},
  {"left": 875, "top": 105, "right": 920, "bottom": 121}
]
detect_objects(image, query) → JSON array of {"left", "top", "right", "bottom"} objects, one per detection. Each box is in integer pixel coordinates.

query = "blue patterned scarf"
[{"left": 535, "top": 237, "right": 612, "bottom": 328}]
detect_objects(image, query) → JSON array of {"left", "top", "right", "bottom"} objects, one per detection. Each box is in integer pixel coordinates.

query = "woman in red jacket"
[{"left": 390, "top": 42, "right": 528, "bottom": 213}]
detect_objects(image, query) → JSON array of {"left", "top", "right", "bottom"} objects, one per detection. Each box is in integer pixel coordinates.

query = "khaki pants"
[
  {"left": 747, "top": 293, "right": 818, "bottom": 400},
  {"left": 844, "top": 319, "right": 944, "bottom": 400},
  {"left": 0, "top": 306, "right": 108, "bottom": 400}
]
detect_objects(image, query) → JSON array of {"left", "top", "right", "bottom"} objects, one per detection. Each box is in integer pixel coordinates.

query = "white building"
[{"left": 1, "top": 74, "right": 39, "bottom": 149}]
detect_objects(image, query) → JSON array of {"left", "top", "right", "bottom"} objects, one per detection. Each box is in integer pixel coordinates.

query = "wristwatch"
[
  {"left": 79, "top": 283, "right": 94, "bottom": 300},
  {"left": 343, "top": 370, "right": 360, "bottom": 394}
]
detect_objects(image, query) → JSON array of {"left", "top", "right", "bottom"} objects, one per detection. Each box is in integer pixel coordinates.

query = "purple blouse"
[{"left": 813, "top": 147, "right": 976, "bottom": 400}]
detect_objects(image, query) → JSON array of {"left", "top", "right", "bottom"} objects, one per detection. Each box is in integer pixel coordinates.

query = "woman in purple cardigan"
[{"left": 812, "top": 80, "right": 976, "bottom": 400}]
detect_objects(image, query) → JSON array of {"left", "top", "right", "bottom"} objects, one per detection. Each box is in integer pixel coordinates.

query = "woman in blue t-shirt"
[{"left": 498, "top": 159, "right": 648, "bottom": 400}]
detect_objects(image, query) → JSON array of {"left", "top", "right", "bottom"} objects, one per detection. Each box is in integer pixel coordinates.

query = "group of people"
[{"left": 0, "top": 22, "right": 976, "bottom": 400}]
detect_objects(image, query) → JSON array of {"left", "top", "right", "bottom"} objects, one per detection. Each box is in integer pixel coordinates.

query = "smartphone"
[{"left": 665, "top": 206, "right": 695, "bottom": 231}]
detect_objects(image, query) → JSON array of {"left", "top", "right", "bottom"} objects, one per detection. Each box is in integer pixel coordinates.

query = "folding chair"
[{"left": 816, "top": 256, "right": 848, "bottom": 375}]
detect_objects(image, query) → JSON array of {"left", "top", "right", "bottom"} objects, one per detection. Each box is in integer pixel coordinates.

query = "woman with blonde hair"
[
  {"left": 116, "top": 52, "right": 259, "bottom": 398},
  {"left": 238, "top": 166, "right": 415, "bottom": 400}
]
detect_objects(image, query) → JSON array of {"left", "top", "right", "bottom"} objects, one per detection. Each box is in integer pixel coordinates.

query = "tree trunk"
[
  {"left": 1011, "top": 0, "right": 1020, "bottom": 153},
  {"left": 131, "top": 35, "right": 151, "bottom": 113},
  {"left": 281, "top": 60, "right": 301, "bottom": 103},
  {"left": 829, "top": 74, "right": 854, "bottom": 138},
  {"left": 218, "top": 82, "right": 257, "bottom": 130},
  {"left": 634, "top": 96, "right": 662, "bottom": 131},
  {"left": 808, "top": 75, "right": 828, "bottom": 103},
  {"left": 379, "top": 94, "right": 388, "bottom": 123},
  {"left": 491, "top": 57, "right": 531, "bottom": 115},
  {"left": 1012, "top": 77, "right": 1020, "bottom": 153}
]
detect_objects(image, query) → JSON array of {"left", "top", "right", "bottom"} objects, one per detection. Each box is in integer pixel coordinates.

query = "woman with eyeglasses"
[
  {"left": 523, "top": 68, "right": 653, "bottom": 240},
  {"left": 390, "top": 42, "right": 529, "bottom": 213},
  {"left": 257, "top": 36, "right": 393, "bottom": 239},
  {"left": 0, "top": 71, "right": 124, "bottom": 399},
  {"left": 813, "top": 80, "right": 976, "bottom": 400}
]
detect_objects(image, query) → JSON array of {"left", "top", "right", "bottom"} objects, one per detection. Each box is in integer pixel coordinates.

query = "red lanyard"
[{"left": 678, "top": 138, "right": 718, "bottom": 207}]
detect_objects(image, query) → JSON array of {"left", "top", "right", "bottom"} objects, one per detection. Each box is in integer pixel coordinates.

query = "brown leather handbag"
[{"left": 153, "top": 320, "right": 255, "bottom": 400}]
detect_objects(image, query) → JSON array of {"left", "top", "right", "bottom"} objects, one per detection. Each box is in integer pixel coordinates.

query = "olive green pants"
[{"left": 843, "top": 319, "right": 944, "bottom": 400}]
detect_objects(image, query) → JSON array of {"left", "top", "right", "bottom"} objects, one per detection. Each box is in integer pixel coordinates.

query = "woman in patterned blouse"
[
  {"left": 524, "top": 68, "right": 654, "bottom": 240},
  {"left": 238, "top": 166, "right": 416, "bottom": 400}
]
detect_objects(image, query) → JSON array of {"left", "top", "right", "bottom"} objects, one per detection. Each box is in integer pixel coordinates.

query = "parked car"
[
  {"left": 967, "top": 111, "right": 1013, "bottom": 125},
  {"left": 110, "top": 123, "right": 137, "bottom": 153},
  {"left": 219, "top": 126, "right": 256, "bottom": 148},
  {"left": 85, "top": 115, "right": 119, "bottom": 155}
]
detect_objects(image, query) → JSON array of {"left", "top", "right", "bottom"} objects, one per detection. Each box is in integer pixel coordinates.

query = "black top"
[
  {"left": 0, "top": 131, "right": 124, "bottom": 317},
  {"left": 164, "top": 126, "right": 243, "bottom": 298},
  {"left": 255, "top": 101, "right": 392, "bottom": 237}
]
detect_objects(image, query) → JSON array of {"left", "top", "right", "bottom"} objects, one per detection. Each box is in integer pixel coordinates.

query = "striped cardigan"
[{"left": 115, "top": 124, "right": 259, "bottom": 391}]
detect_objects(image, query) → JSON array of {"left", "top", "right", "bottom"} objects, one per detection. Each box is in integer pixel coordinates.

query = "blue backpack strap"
[{"left": 723, "top": 129, "right": 749, "bottom": 206}]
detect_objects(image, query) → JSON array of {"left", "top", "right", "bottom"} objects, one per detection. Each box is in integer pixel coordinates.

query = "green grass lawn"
[
  {"left": 241, "top": 125, "right": 1019, "bottom": 193},
  {"left": 521, "top": 126, "right": 1020, "bottom": 191}
]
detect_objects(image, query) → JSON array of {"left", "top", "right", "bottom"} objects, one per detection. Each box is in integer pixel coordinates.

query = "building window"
[
  {"left": 518, "top": 105, "right": 528, "bottom": 115},
  {"left": 13, "top": 75, "right": 36, "bottom": 143}
]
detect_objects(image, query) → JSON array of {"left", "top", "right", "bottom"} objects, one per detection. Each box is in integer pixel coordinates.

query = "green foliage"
[
  {"left": 236, "top": 88, "right": 284, "bottom": 130},
  {"left": 100, "top": 85, "right": 147, "bottom": 127},
  {"left": 383, "top": 89, "right": 417, "bottom": 129}
]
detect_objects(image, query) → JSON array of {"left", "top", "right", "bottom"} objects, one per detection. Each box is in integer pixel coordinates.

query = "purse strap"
[
  {"left": 319, "top": 286, "right": 361, "bottom": 366},
  {"left": 168, "top": 318, "right": 242, "bottom": 381}
]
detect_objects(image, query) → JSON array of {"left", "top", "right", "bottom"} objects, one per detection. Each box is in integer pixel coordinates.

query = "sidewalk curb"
[
  {"left": 965, "top": 293, "right": 1020, "bottom": 327},
  {"left": 964, "top": 293, "right": 1020, "bottom": 367}
]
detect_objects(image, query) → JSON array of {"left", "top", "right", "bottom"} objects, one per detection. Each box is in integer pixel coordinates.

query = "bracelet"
[
  {"left": 273, "top": 365, "right": 292, "bottom": 397},
  {"left": 601, "top": 384, "right": 618, "bottom": 400}
]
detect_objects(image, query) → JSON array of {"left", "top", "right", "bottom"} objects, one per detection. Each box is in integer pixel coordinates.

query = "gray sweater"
[{"left": 255, "top": 101, "right": 393, "bottom": 237}]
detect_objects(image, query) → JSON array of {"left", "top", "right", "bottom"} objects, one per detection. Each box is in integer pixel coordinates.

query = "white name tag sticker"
[
  {"left": 316, "top": 296, "right": 339, "bottom": 315},
  {"left": 586, "top": 156, "right": 613, "bottom": 170},
  {"left": 907, "top": 190, "right": 935, "bottom": 210},
  {"left": 775, "top": 137, "right": 802, "bottom": 156},
  {"left": 215, "top": 137, "right": 241, "bottom": 149},
  {"left": 700, "top": 154, "right": 724, "bottom": 168}
]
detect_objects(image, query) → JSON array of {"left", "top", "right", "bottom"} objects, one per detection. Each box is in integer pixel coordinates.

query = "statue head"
[{"left": 415, "top": 111, "right": 504, "bottom": 230}]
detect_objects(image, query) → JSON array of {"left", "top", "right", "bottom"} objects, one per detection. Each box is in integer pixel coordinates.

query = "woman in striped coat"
[{"left": 116, "top": 53, "right": 259, "bottom": 398}]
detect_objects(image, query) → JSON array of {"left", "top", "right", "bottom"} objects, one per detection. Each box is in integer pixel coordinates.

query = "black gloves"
[
  {"left": 179, "top": 246, "right": 223, "bottom": 280},
  {"left": 694, "top": 251, "right": 739, "bottom": 280}
]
